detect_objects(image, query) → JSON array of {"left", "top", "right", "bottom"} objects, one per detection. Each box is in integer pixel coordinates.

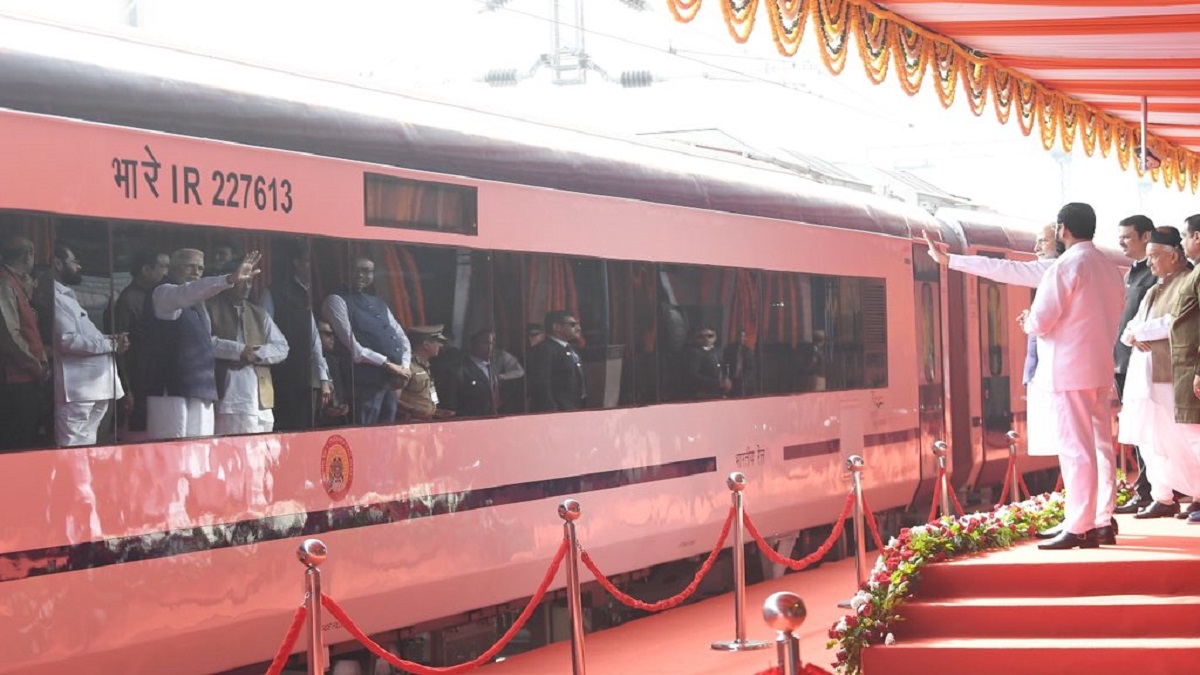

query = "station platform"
[
  {"left": 476, "top": 514, "right": 1200, "bottom": 675},
  {"left": 477, "top": 555, "right": 857, "bottom": 675}
]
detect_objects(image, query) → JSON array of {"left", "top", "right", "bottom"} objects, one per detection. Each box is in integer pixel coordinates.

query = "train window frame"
[{"left": 364, "top": 172, "right": 479, "bottom": 236}]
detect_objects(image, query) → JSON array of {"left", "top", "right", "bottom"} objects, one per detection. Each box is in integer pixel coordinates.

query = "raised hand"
[
  {"left": 923, "top": 231, "right": 950, "bottom": 266},
  {"left": 226, "top": 250, "right": 263, "bottom": 286}
]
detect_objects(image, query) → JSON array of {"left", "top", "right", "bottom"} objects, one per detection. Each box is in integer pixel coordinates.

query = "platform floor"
[
  {"left": 477, "top": 514, "right": 1200, "bottom": 675},
  {"left": 477, "top": 555, "right": 857, "bottom": 675}
]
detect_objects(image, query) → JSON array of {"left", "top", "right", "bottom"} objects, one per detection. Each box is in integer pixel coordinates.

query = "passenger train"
[{"left": 0, "top": 16, "right": 1109, "bottom": 675}]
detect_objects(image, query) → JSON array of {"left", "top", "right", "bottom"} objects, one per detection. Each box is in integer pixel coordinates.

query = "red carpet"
[{"left": 863, "top": 515, "right": 1200, "bottom": 675}]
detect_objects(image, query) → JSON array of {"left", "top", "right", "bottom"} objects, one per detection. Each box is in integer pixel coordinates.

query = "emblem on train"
[{"left": 321, "top": 435, "right": 354, "bottom": 501}]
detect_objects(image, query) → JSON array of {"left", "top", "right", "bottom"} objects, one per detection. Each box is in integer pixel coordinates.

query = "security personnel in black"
[
  {"left": 263, "top": 242, "right": 328, "bottom": 431},
  {"left": 528, "top": 310, "right": 586, "bottom": 412},
  {"left": 1113, "top": 215, "right": 1158, "bottom": 512}
]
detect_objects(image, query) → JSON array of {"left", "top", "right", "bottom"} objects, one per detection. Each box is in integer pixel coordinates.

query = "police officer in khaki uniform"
[{"left": 397, "top": 325, "right": 453, "bottom": 421}]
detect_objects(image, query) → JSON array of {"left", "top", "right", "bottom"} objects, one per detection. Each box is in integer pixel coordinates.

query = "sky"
[{"left": 1, "top": 0, "right": 1195, "bottom": 241}]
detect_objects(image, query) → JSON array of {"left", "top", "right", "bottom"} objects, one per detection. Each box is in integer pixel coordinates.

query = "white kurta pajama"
[
  {"left": 1119, "top": 283, "right": 1184, "bottom": 504},
  {"left": 213, "top": 304, "right": 289, "bottom": 435},
  {"left": 53, "top": 281, "right": 125, "bottom": 446},
  {"left": 146, "top": 276, "right": 233, "bottom": 440},
  {"left": 1023, "top": 241, "right": 1125, "bottom": 536}
]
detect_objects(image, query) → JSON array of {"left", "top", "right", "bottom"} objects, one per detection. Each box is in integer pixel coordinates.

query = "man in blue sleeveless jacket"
[
  {"left": 321, "top": 256, "right": 411, "bottom": 425},
  {"left": 142, "top": 249, "right": 261, "bottom": 439}
]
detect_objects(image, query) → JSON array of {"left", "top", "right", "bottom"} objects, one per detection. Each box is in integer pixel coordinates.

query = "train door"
[
  {"left": 977, "top": 257, "right": 1014, "bottom": 477},
  {"left": 911, "top": 243, "right": 945, "bottom": 504}
]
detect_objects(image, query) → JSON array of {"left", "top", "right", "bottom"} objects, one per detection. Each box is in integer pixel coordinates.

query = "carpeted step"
[
  {"left": 862, "top": 636, "right": 1200, "bottom": 675},
  {"left": 895, "top": 594, "right": 1200, "bottom": 639},
  {"left": 915, "top": 555, "right": 1200, "bottom": 598}
]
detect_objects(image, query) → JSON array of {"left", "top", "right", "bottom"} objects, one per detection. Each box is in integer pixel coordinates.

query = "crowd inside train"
[
  {"left": 928, "top": 204, "right": 1200, "bottom": 549},
  {"left": 0, "top": 215, "right": 886, "bottom": 451}
]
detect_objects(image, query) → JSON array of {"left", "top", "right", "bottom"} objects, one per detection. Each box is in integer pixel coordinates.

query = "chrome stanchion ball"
[
  {"left": 932, "top": 440, "right": 949, "bottom": 458},
  {"left": 1006, "top": 430, "right": 1020, "bottom": 442},
  {"left": 297, "top": 538, "right": 328, "bottom": 568},
  {"left": 558, "top": 499, "right": 582, "bottom": 522},
  {"left": 727, "top": 471, "right": 748, "bottom": 492},
  {"left": 762, "top": 592, "right": 807, "bottom": 633},
  {"left": 845, "top": 455, "right": 865, "bottom": 473}
]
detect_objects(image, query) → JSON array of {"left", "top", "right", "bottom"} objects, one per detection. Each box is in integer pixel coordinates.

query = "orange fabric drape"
[
  {"left": 526, "top": 256, "right": 580, "bottom": 334},
  {"left": 925, "top": 14, "right": 1200, "bottom": 36}
]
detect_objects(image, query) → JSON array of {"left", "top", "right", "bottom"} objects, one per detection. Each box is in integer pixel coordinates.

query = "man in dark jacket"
[{"left": 528, "top": 310, "right": 586, "bottom": 412}]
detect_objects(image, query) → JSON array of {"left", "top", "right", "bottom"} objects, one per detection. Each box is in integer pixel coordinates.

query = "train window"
[
  {"left": 814, "top": 275, "right": 889, "bottom": 391},
  {"left": 521, "top": 253, "right": 620, "bottom": 412},
  {"left": 109, "top": 222, "right": 300, "bottom": 440},
  {"left": 261, "top": 236, "right": 326, "bottom": 432},
  {"left": 629, "top": 261, "right": 659, "bottom": 405},
  {"left": 655, "top": 264, "right": 756, "bottom": 401},
  {"left": 760, "top": 271, "right": 811, "bottom": 394},
  {"left": 364, "top": 173, "right": 478, "bottom": 236},
  {"left": 492, "top": 251, "right": 528, "bottom": 415},
  {"left": 0, "top": 212, "right": 55, "bottom": 452}
]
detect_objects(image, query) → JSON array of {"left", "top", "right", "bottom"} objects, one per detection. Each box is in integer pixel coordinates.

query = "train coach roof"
[{"left": 0, "top": 16, "right": 940, "bottom": 240}]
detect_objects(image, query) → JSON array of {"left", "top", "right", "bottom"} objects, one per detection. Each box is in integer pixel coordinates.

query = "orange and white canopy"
[{"left": 668, "top": 0, "right": 1200, "bottom": 190}]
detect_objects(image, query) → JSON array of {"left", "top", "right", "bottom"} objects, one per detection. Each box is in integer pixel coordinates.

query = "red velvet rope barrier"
[
  {"left": 858, "top": 493, "right": 887, "bottom": 553},
  {"left": 928, "top": 471, "right": 942, "bottom": 523},
  {"left": 948, "top": 479, "right": 965, "bottom": 516},
  {"left": 745, "top": 493, "right": 855, "bottom": 571},
  {"left": 265, "top": 603, "right": 308, "bottom": 675},
  {"left": 320, "top": 538, "right": 569, "bottom": 675},
  {"left": 1018, "top": 472, "right": 1032, "bottom": 501},
  {"left": 996, "top": 455, "right": 1014, "bottom": 505},
  {"left": 580, "top": 506, "right": 735, "bottom": 612}
]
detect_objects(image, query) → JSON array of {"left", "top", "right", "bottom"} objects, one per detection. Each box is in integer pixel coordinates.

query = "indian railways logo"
[{"left": 321, "top": 435, "right": 354, "bottom": 501}]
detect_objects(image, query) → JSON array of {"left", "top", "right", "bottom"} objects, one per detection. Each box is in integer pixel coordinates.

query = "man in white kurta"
[
  {"left": 210, "top": 280, "right": 289, "bottom": 435},
  {"left": 1118, "top": 234, "right": 1191, "bottom": 517},
  {"left": 51, "top": 244, "right": 129, "bottom": 446},
  {"left": 145, "top": 249, "right": 262, "bottom": 440},
  {"left": 1025, "top": 204, "right": 1125, "bottom": 549}
]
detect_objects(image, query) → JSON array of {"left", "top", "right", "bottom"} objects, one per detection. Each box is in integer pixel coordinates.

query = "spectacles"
[
  {"left": 699, "top": 332, "right": 716, "bottom": 338},
  {"left": 560, "top": 320, "right": 579, "bottom": 327}
]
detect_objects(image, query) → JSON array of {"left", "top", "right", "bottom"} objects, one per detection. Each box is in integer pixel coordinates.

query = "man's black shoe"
[
  {"left": 1090, "top": 525, "right": 1116, "bottom": 545},
  {"left": 1133, "top": 500, "right": 1180, "bottom": 519},
  {"left": 1175, "top": 501, "right": 1200, "bottom": 520},
  {"left": 1038, "top": 530, "right": 1099, "bottom": 550},
  {"left": 1035, "top": 524, "right": 1063, "bottom": 539},
  {"left": 1115, "top": 497, "right": 1144, "bottom": 515}
]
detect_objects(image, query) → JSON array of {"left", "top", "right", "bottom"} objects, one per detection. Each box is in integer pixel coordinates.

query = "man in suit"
[
  {"left": 111, "top": 250, "right": 168, "bottom": 440},
  {"left": 1112, "top": 215, "right": 1160, "bottom": 513},
  {"left": 683, "top": 325, "right": 731, "bottom": 399},
  {"left": 722, "top": 329, "right": 756, "bottom": 397},
  {"left": 51, "top": 241, "right": 129, "bottom": 446},
  {"left": 528, "top": 310, "right": 586, "bottom": 412},
  {"left": 261, "top": 242, "right": 331, "bottom": 431},
  {"left": 457, "top": 329, "right": 501, "bottom": 417},
  {"left": 1027, "top": 204, "right": 1125, "bottom": 550}
]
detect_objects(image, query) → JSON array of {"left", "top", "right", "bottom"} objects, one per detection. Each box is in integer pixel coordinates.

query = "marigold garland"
[
  {"left": 667, "top": 0, "right": 1199, "bottom": 193},
  {"left": 766, "top": 0, "right": 807, "bottom": 57},
  {"left": 891, "top": 27, "right": 928, "bottom": 96},
  {"left": 721, "top": 0, "right": 760, "bottom": 43}
]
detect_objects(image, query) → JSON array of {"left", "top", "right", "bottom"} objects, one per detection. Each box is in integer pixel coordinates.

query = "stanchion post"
[
  {"left": 711, "top": 472, "right": 771, "bottom": 652},
  {"left": 297, "top": 539, "right": 328, "bottom": 675},
  {"left": 1006, "top": 430, "right": 1023, "bottom": 502},
  {"left": 558, "top": 499, "right": 587, "bottom": 675},
  {"left": 837, "top": 456, "right": 868, "bottom": 609},
  {"left": 847, "top": 456, "right": 868, "bottom": 589},
  {"left": 933, "top": 441, "right": 952, "bottom": 518},
  {"left": 763, "top": 591, "right": 807, "bottom": 675}
]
